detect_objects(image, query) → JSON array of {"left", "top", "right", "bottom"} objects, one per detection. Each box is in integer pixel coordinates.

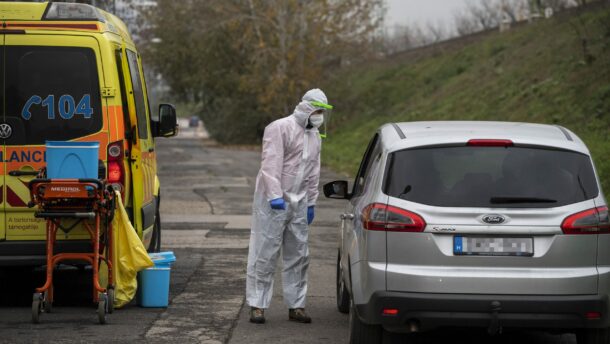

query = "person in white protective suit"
[{"left": 246, "top": 89, "right": 332, "bottom": 324}]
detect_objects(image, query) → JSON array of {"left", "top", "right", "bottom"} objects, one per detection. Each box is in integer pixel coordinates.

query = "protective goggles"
[{"left": 309, "top": 101, "right": 333, "bottom": 139}]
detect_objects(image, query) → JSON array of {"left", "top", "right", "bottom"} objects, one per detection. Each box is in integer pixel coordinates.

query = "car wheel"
[
  {"left": 349, "top": 297, "right": 382, "bottom": 344},
  {"left": 337, "top": 251, "right": 350, "bottom": 314},
  {"left": 576, "top": 328, "right": 610, "bottom": 344}
]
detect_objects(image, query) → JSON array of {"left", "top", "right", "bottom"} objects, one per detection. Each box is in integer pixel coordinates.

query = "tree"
[
  {"left": 529, "top": 0, "right": 574, "bottom": 14},
  {"left": 499, "top": 0, "right": 526, "bottom": 23},
  {"left": 143, "top": 0, "right": 383, "bottom": 143},
  {"left": 466, "top": 0, "right": 501, "bottom": 30},
  {"left": 453, "top": 9, "right": 481, "bottom": 36},
  {"left": 384, "top": 24, "right": 418, "bottom": 53},
  {"left": 426, "top": 21, "right": 447, "bottom": 43},
  {"left": 543, "top": 0, "right": 573, "bottom": 10}
]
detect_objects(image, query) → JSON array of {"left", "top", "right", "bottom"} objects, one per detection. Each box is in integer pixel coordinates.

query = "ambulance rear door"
[{"left": 3, "top": 34, "right": 107, "bottom": 240}]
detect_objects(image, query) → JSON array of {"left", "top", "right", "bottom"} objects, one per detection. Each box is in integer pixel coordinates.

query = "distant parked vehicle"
[
  {"left": 325, "top": 121, "right": 609, "bottom": 344},
  {"left": 189, "top": 116, "right": 200, "bottom": 128}
]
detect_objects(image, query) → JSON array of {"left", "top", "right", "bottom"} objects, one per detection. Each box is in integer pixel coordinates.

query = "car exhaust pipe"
[{"left": 407, "top": 320, "right": 420, "bottom": 333}]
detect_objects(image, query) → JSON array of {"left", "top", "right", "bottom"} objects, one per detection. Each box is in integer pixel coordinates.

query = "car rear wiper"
[{"left": 490, "top": 197, "right": 557, "bottom": 204}]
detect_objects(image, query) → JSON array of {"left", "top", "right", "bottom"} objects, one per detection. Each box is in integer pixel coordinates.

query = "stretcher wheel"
[
  {"left": 43, "top": 290, "right": 52, "bottom": 313},
  {"left": 107, "top": 287, "right": 115, "bottom": 314},
  {"left": 97, "top": 293, "right": 107, "bottom": 325},
  {"left": 31, "top": 293, "right": 43, "bottom": 324}
]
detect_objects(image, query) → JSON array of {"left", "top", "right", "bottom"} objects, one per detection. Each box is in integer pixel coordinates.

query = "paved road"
[
  {"left": 0, "top": 122, "right": 580, "bottom": 343},
  {"left": 0, "top": 122, "right": 347, "bottom": 344}
]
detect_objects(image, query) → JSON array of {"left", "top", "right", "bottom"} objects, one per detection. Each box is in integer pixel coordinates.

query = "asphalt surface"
[{"left": 0, "top": 121, "right": 581, "bottom": 343}]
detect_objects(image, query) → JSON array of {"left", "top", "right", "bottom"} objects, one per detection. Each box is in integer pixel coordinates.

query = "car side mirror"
[
  {"left": 154, "top": 103, "right": 178, "bottom": 138},
  {"left": 324, "top": 180, "right": 351, "bottom": 200}
]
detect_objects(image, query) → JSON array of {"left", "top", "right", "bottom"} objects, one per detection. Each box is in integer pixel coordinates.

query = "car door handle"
[
  {"left": 340, "top": 213, "right": 354, "bottom": 220},
  {"left": 9, "top": 170, "right": 39, "bottom": 177}
]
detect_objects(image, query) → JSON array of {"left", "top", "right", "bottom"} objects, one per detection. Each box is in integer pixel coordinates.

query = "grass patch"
[{"left": 323, "top": 5, "right": 610, "bottom": 193}]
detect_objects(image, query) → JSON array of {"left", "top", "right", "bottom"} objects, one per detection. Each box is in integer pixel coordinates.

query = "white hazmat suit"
[{"left": 246, "top": 89, "right": 331, "bottom": 309}]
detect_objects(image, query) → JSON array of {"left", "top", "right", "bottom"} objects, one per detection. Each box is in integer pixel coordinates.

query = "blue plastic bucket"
[
  {"left": 46, "top": 141, "right": 99, "bottom": 179},
  {"left": 149, "top": 251, "right": 176, "bottom": 267},
  {"left": 137, "top": 251, "right": 176, "bottom": 308}
]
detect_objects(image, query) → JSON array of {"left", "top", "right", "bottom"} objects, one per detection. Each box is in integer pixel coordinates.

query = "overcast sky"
[{"left": 385, "top": 0, "right": 469, "bottom": 30}]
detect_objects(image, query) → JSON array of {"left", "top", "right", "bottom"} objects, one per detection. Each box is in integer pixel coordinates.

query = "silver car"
[{"left": 324, "top": 121, "right": 609, "bottom": 344}]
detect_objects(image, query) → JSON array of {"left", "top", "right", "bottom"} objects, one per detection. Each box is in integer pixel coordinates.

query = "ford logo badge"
[{"left": 482, "top": 214, "right": 506, "bottom": 224}]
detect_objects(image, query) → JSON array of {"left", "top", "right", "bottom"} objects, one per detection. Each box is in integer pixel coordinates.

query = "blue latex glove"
[
  {"left": 270, "top": 198, "right": 286, "bottom": 210},
  {"left": 307, "top": 206, "right": 315, "bottom": 225}
]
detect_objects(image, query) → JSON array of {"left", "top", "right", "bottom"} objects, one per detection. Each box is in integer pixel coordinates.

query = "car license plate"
[{"left": 453, "top": 236, "right": 533, "bottom": 256}]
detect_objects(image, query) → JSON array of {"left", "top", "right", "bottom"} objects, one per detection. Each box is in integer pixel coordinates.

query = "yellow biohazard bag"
[{"left": 100, "top": 191, "right": 154, "bottom": 308}]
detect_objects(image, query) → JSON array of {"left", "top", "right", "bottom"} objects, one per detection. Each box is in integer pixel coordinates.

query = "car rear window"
[
  {"left": 384, "top": 146, "right": 599, "bottom": 208},
  {"left": 4, "top": 46, "right": 102, "bottom": 145}
]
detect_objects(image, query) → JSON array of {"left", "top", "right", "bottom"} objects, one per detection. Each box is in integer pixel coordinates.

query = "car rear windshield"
[
  {"left": 384, "top": 146, "right": 599, "bottom": 208},
  {"left": 4, "top": 46, "right": 102, "bottom": 145}
]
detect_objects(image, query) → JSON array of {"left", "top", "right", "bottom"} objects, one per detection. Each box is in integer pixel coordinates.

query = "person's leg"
[
  {"left": 246, "top": 197, "right": 287, "bottom": 311},
  {"left": 281, "top": 201, "right": 310, "bottom": 316}
]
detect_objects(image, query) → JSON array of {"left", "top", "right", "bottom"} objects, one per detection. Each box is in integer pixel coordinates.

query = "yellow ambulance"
[{"left": 0, "top": 2, "right": 177, "bottom": 266}]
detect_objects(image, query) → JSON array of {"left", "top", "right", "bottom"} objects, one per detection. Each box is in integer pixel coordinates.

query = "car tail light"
[
  {"left": 586, "top": 311, "right": 602, "bottom": 320},
  {"left": 561, "top": 206, "right": 610, "bottom": 234},
  {"left": 382, "top": 308, "right": 399, "bottom": 316},
  {"left": 362, "top": 203, "right": 426, "bottom": 232},
  {"left": 467, "top": 139, "right": 514, "bottom": 147},
  {"left": 107, "top": 141, "right": 125, "bottom": 192}
]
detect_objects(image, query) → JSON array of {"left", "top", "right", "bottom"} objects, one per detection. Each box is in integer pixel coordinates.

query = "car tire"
[
  {"left": 576, "top": 328, "right": 610, "bottom": 344},
  {"left": 349, "top": 297, "right": 382, "bottom": 344},
  {"left": 337, "top": 251, "right": 350, "bottom": 314}
]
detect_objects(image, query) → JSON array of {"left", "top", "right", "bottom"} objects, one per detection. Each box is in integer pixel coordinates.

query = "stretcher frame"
[{"left": 28, "top": 178, "right": 115, "bottom": 324}]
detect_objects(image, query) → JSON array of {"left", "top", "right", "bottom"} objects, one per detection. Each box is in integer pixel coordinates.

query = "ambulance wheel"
[
  {"left": 107, "top": 287, "right": 115, "bottom": 314},
  {"left": 97, "top": 293, "right": 107, "bottom": 324},
  {"left": 32, "top": 293, "right": 42, "bottom": 324},
  {"left": 149, "top": 196, "right": 161, "bottom": 253}
]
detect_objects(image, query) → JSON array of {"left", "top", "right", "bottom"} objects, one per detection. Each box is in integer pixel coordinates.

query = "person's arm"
[
  {"left": 260, "top": 123, "right": 284, "bottom": 201},
  {"left": 307, "top": 137, "right": 321, "bottom": 207}
]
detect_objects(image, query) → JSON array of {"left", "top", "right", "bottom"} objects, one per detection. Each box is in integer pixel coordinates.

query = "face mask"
[{"left": 309, "top": 114, "right": 324, "bottom": 128}]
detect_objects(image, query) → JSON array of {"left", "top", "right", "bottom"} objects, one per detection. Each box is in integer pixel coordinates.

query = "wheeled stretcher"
[{"left": 28, "top": 178, "right": 116, "bottom": 324}]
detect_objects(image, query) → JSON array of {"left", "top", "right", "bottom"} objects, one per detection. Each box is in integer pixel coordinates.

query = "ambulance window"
[
  {"left": 126, "top": 50, "right": 148, "bottom": 140},
  {"left": 115, "top": 50, "right": 132, "bottom": 134},
  {"left": 4, "top": 46, "right": 103, "bottom": 145}
]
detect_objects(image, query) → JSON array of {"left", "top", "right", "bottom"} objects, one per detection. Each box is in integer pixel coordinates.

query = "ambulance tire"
[{"left": 148, "top": 196, "right": 161, "bottom": 253}]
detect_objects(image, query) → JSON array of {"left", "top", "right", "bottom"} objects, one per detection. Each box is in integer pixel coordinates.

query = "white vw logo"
[{"left": 0, "top": 123, "right": 12, "bottom": 139}]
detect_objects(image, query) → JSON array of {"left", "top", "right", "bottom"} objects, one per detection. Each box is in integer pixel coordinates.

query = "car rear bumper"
[
  {"left": 356, "top": 291, "right": 610, "bottom": 332},
  {"left": 0, "top": 240, "right": 91, "bottom": 266}
]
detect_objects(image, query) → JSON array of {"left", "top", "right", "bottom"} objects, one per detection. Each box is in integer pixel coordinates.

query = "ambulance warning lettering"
[
  {"left": 21, "top": 94, "right": 94, "bottom": 120},
  {"left": 0, "top": 150, "right": 46, "bottom": 163}
]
